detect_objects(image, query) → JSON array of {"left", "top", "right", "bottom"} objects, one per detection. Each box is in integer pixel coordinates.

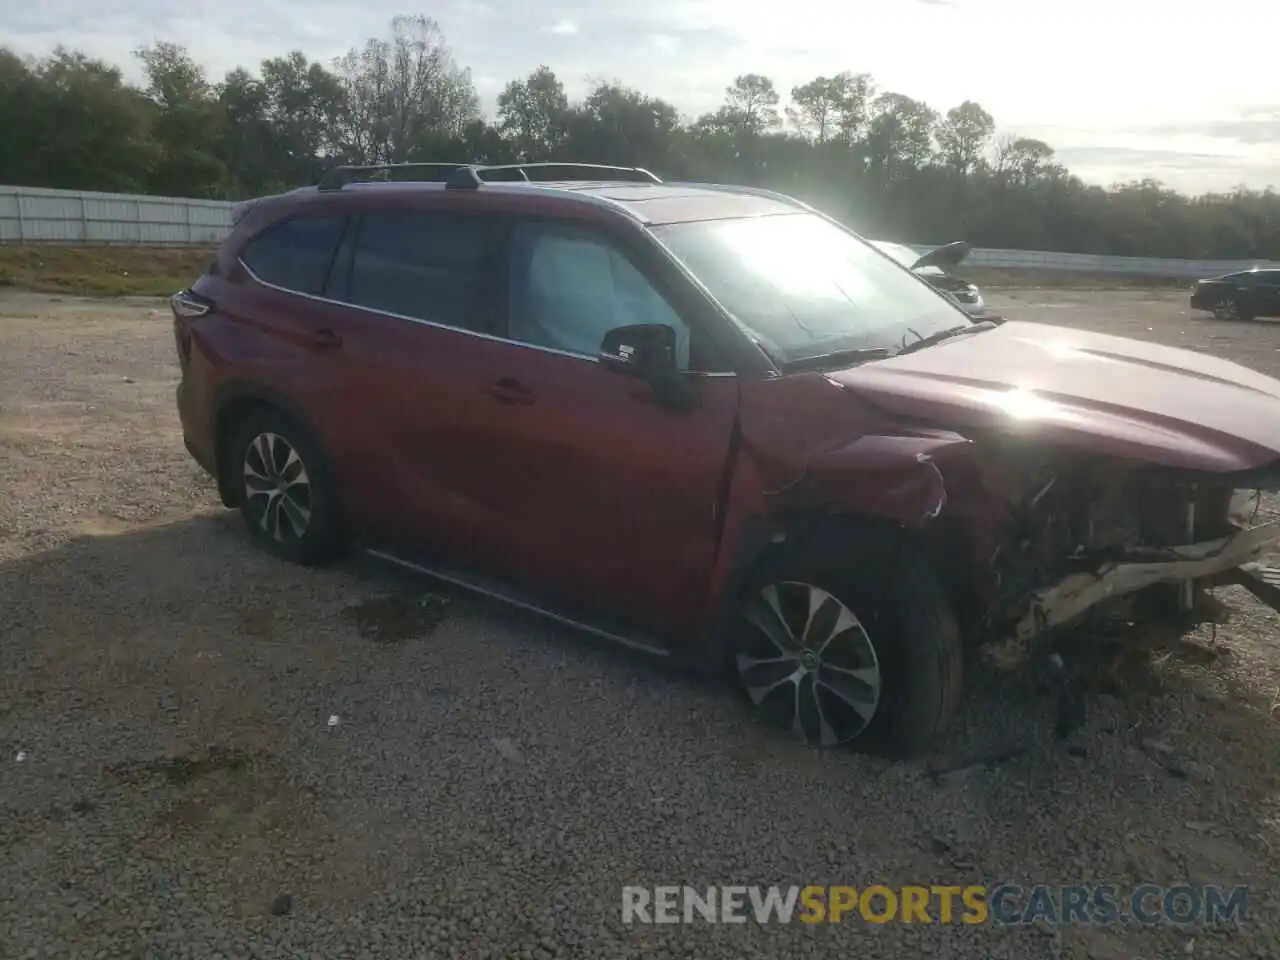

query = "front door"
[{"left": 477, "top": 219, "right": 741, "bottom": 637}]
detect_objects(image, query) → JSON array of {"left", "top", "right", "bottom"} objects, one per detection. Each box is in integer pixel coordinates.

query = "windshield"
[
  {"left": 654, "top": 214, "right": 968, "bottom": 365},
  {"left": 872, "top": 240, "right": 919, "bottom": 268},
  {"left": 871, "top": 240, "right": 944, "bottom": 277}
]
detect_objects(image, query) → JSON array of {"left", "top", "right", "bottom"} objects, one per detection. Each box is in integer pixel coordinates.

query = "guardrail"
[
  {"left": 904, "top": 244, "right": 1278, "bottom": 279},
  {"left": 2, "top": 184, "right": 1276, "bottom": 278}
]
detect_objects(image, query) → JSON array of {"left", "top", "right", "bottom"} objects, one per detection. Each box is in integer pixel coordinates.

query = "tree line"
[{"left": 1, "top": 15, "right": 1276, "bottom": 259}]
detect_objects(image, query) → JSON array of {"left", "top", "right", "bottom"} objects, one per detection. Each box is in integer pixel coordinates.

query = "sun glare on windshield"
[{"left": 655, "top": 214, "right": 964, "bottom": 363}]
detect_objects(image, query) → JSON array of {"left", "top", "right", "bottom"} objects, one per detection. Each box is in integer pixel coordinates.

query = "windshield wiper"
[
  {"left": 781, "top": 347, "right": 894, "bottom": 372},
  {"left": 895, "top": 320, "right": 997, "bottom": 357}
]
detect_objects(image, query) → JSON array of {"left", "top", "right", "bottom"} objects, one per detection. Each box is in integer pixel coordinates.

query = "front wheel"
[
  {"left": 229, "top": 408, "right": 345, "bottom": 565},
  {"left": 730, "top": 541, "right": 963, "bottom": 757},
  {"left": 1213, "top": 296, "right": 1253, "bottom": 321}
]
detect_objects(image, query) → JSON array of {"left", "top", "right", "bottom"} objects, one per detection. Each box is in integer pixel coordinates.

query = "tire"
[
  {"left": 228, "top": 407, "right": 345, "bottom": 565},
  {"left": 727, "top": 530, "right": 963, "bottom": 758},
  {"left": 1213, "top": 296, "right": 1253, "bottom": 322}
]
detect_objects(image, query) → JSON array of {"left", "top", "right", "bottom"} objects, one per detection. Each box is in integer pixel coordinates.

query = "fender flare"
[{"left": 697, "top": 511, "right": 916, "bottom": 674}]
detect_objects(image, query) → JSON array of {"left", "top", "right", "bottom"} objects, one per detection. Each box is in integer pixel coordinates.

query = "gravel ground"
[{"left": 2, "top": 287, "right": 1279, "bottom": 959}]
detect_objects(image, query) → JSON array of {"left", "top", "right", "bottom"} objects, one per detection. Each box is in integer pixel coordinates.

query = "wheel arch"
[
  {"left": 211, "top": 381, "right": 326, "bottom": 508},
  {"left": 701, "top": 509, "right": 943, "bottom": 670}
]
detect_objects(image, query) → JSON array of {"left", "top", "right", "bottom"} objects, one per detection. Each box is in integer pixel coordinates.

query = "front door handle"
[
  {"left": 307, "top": 328, "right": 343, "bottom": 350},
  {"left": 483, "top": 378, "right": 535, "bottom": 406}
]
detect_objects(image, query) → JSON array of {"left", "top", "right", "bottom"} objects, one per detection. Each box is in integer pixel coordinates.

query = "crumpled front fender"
[{"left": 780, "top": 431, "right": 976, "bottom": 527}]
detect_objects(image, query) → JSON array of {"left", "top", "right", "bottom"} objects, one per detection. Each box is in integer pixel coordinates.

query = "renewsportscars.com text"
[{"left": 621, "top": 884, "right": 1248, "bottom": 926}]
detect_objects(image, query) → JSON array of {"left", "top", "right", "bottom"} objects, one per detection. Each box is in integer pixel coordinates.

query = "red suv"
[{"left": 173, "top": 161, "right": 1280, "bottom": 756}]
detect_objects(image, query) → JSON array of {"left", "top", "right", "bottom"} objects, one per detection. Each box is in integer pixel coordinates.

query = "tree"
[
  {"left": 331, "top": 15, "right": 478, "bottom": 164},
  {"left": 866, "top": 92, "right": 937, "bottom": 182},
  {"left": 723, "top": 73, "right": 781, "bottom": 135},
  {"left": 992, "top": 135, "right": 1061, "bottom": 186},
  {"left": 561, "top": 82, "right": 683, "bottom": 172},
  {"left": 789, "top": 71, "right": 873, "bottom": 147},
  {"left": 497, "top": 66, "right": 568, "bottom": 160},
  {"left": 1, "top": 48, "right": 155, "bottom": 192},
  {"left": 2, "top": 32, "right": 1279, "bottom": 261},
  {"left": 260, "top": 52, "right": 346, "bottom": 179},
  {"left": 135, "top": 41, "right": 225, "bottom": 196},
  {"left": 936, "top": 100, "right": 995, "bottom": 176}
]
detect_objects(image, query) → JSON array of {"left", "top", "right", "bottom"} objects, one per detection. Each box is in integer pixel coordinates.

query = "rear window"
[
  {"left": 345, "top": 213, "right": 490, "bottom": 330},
  {"left": 240, "top": 216, "right": 348, "bottom": 296}
]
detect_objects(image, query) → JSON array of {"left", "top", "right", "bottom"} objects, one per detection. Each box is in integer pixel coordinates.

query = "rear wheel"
[
  {"left": 229, "top": 408, "right": 345, "bottom": 565},
  {"left": 729, "top": 534, "right": 963, "bottom": 757}
]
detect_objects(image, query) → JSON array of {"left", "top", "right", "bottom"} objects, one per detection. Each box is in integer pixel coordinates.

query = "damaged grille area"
[{"left": 979, "top": 450, "right": 1243, "bottom": 642}]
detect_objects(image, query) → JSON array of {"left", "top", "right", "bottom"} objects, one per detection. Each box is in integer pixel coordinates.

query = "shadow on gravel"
[{"left": 3, "top": 513, "right": 1279, "bottom": 957}]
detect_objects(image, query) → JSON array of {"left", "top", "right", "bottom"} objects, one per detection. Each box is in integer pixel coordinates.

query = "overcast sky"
[{"left": 4, "top": 0, "right": 1278, "bottom": 195}]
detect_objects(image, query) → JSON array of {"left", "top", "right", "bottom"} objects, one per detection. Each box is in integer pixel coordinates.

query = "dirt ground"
[{"left": 1, "top": 287, "right": 1279, "bottom": 959}]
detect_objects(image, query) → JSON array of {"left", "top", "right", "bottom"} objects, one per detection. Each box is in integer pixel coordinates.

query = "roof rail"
[
  {"left": 444, "top": 162, "right": 662, "bottom": 191},
  {"left": 317, "top": 162, "right": 470, "bottom": 192}
]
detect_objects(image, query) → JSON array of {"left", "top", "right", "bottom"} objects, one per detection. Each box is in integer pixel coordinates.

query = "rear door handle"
[
  {"left": 307, "top": 328, "right": 343, "bottom": 350},
  {"left": 483, "top": 378, "right": 535, "bottom": 406}
]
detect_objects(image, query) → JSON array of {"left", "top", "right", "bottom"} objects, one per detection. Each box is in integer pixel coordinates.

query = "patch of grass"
[
  {"left": 964, "top": 266, "right": 1192, "bottom": 290},
  {"left": 0, "top": 244, "right": 213, "bottom": 297}
]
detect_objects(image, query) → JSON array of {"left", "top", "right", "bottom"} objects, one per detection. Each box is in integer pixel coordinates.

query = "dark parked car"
[
  {"left": 1190, "top": 267, "right": 1280, "bottom": 321},
  {"left": 871, "top": 239, "right": 1000, "bottom": 321},
  {"left": 173, "top": 161, "right": 1280, "bottom": 757}
]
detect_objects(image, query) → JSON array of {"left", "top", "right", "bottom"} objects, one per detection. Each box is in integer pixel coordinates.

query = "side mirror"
[
  {"left": 598, "top": 323, "right": 696, "bottom": 411},
  {"left": 598, "top": 324, "right": 679, "bottom": 378}
]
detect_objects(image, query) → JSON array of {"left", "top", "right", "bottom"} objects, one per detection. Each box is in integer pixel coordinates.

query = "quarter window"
[
  {"left": 506, "top": 222, "right": 691, "bottom": 369},
  {"left": 241, "top": 216, "right": 347, "bottom": 296},
  {"left": 346, "top": 213, "right": 492, "bottom": 331}
]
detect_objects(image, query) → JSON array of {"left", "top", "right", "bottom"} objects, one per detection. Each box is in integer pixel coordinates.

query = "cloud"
[
  {"left": 1144, "top": 116, "right": 1280, "bottom": 146},
  {"left": 546, "top": 20, "right": 579, "bottom": 35}
]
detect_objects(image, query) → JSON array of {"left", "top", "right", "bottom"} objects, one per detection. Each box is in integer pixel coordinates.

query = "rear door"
[
  {"left": 477, "top": 218, "right": 741, "bottom": 636},
  {"left": 312, "top": 207, "right": 529, "bottom": 571},
  {"left": 197, "top": 211, "right": 356, "bottom": 470}
]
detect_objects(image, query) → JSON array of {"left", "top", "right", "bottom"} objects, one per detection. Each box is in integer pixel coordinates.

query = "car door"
[
  {"left": 1255, "top": 270, "right": 1280, "bottom": 317},
  {"left": 480, "top": 218, "right": 741, "bottom": 637},
  {"left": 306, "top": 206, "right": 534, "bottom": 573}
]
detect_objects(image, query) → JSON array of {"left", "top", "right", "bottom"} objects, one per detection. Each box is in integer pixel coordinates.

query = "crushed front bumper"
[{"left": 1013, "top": 519, "right": 1280, "bottom": 643}]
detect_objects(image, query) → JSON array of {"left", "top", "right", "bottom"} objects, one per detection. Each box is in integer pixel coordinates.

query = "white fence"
[
  {"left": 0, "top": 185, "right": 233, "bottom": 246},
  {"left": 1, "top": 184, "right": 1276, "bottom": 278}
]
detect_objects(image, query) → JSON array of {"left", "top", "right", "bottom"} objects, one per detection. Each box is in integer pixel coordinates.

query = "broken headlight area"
[{"left": 968, "top": 453, "right": 1280, "bottom": 669}]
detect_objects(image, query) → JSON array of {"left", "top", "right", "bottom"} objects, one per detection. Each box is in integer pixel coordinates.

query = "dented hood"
[{"left": 828, "top": 320, "right": 1280, "bottom": 473}]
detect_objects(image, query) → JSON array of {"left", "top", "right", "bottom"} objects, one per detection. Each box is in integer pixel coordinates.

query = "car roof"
[{"left": 274, "top": 179, "right": 804, "bottom": 227}]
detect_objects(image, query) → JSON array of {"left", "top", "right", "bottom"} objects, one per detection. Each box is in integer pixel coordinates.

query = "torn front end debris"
[{"left": 966, "top": 451, "right": 1280, "bottom": 671}]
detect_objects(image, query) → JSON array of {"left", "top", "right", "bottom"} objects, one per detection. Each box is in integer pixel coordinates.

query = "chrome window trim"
[{"left": 237, "top": 257, "right": 738, "bottom": 378}]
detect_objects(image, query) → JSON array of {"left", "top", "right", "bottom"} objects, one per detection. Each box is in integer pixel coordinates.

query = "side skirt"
[{"left": 364, "top": 547, "right": 674, "bottom": 661}]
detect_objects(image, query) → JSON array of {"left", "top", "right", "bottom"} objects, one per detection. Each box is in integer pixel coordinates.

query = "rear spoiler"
[{"left": 230, "top": 199, "right": 258, "bottom": 226}]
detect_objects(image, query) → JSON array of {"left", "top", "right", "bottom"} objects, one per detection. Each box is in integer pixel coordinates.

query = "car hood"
[{"left": 828, "top": 320, "right": 1280, "bottom": 473}]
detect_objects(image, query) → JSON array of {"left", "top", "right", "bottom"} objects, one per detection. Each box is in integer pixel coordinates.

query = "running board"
[{"left": 364, "top": 548, "right": 673, "bottom": 659}]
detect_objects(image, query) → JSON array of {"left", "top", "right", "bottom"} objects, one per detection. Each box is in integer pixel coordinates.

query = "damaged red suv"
[{"left": 173, "top": 161, "right": 1280, "bottom": 757}]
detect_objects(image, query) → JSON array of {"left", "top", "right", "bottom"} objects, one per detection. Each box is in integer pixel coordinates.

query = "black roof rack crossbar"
[
  {"left": 317, "top": 162, "right": 470, "bottom": 191},
  {"left": 444, "top": 162, "right": 663, "bottom": 191}
]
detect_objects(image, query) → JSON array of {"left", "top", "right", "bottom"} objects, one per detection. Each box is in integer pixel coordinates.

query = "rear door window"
[
  {"left": 345, "top": 213, "right": 494, "bottom": 333},
  {"left": 240, "top": 216, "right": 348, "bottom": 296}
]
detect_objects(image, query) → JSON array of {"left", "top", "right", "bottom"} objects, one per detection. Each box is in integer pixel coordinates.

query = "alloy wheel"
[
  {"left": 735, "top": 581, "right": 883, "bottom": 747},
  {"left": 242, "top": 432, "right": 313, "bottom": 543},
  {"left": 1214, "top": 298, "right": 1238, "bottom": 321}
]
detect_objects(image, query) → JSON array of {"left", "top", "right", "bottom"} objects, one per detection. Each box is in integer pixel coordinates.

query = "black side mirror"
[
  {"left": 598, "top": 324, "right": 679, "bottom": 378},
  {"left": 598, "top": 323, "right": 696, "bottom": 411}
]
